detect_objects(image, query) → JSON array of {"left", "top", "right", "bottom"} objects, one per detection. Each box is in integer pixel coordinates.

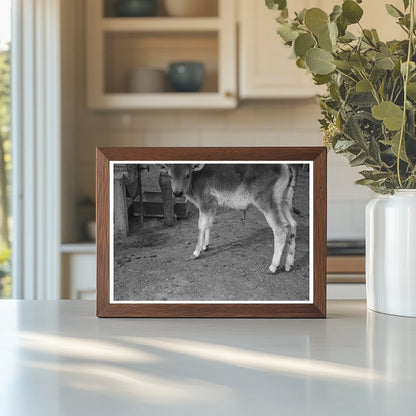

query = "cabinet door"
[
  {"left": 239, "top": 0, "right": 403, "bottom": 99},
  {"left": 239, "top": 0, "right": 326, "bottom": 99},
  {"left": 62, "top": 253, "right": 96, "bottom": 300}
]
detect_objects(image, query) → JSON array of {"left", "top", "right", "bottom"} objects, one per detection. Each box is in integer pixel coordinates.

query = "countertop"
[{"left": 0, "top": 300, "right": 415, "bottom": 415}]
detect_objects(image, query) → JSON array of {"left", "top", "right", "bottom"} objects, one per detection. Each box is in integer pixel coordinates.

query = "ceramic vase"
[{"left": 366, "top": 190, "right": 416, "bottom": 317}]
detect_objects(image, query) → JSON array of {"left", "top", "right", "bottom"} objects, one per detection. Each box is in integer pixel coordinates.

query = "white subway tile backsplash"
[
  {"left": 76, "top": 164, "right": 96, "bottom": 200},
  {"left": 132, "top": 112, "right": 180, "bottom": 130},
  {"left": 328, "top": 199, "right": 369, "bottom": 240},
  {"left": 74, "top": 100, "right": 372, "bottom": 239},
  {"left": 178, "top": 111, "right": 227, "bottom": 130},
  {"left": 200, "top": 129, "right": 257, "bottom": 146},
  {"left": 141, "top": 130, "right": 200, "bottom": 147}
]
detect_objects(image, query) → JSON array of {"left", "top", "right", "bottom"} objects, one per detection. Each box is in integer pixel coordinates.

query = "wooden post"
[
  {"left": 114, "top": 166, "right": 129, "bottom": 237},
  {"left": 137, "top": 165, "right": 144, "bottom": 226},
  {"left": 158, "top": 171, "right": 175, "bottom": 226}
]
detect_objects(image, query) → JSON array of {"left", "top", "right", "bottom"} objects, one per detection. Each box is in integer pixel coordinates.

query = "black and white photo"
[{"left": 110, "top": 161, "right": 313, "bottom": 304}]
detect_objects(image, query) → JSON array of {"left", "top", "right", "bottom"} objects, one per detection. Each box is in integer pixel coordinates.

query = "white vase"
[{"left": 366, "top": 190, "right": 416, "bottom": 317}]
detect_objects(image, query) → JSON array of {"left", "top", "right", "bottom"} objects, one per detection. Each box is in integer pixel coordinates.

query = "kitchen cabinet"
[
  {"left": 239, "top": 0, "right": 325, "bottom": 99},
  {"left": 238, "top": 0, "right": 404, "bottom": 99},
  {"left": 86, "top": 0, "right": 237, "bottom": 109},
  {"left": 61, "top": 245, "right": 96, "bottom": 300}
]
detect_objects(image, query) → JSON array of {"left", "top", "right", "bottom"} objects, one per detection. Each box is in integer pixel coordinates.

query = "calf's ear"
[
  {"left": 155, "top": 164, "right": 171, "bottom": 170},
  {"left": 192, "top": 164, "right": 205, "bottom": 171}
]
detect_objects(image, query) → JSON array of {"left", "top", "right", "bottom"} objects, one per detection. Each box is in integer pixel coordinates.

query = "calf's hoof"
[
  {"left": 193, "top": 250, "right": 201, "bottom": 259},
  {"left": 203, "top": 244, "right": 209, "bottom": 251},
  {"left": 268, "top": 265, "right": 278, "bottom": 274},
  {"left": 285, "top": 265, "right": 293, "bottom": 272}
]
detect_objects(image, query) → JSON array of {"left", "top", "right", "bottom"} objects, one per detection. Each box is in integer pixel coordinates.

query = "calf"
[{"left": 159, "top": 164, "right": 297, "bottom": 274}]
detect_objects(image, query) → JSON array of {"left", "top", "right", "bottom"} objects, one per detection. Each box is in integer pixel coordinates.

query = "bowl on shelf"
[
  {"left": 164, "top": 0, "right": 218, "bottom": 17},
  {"left": 128, "top": 68, "right": 167, "bottom": 93},
  {"left": 114, "top": 0, "right": 158, "bottom": 17},
  {"left": 168, "top": 62, "right": 205, "bottom": 92}
]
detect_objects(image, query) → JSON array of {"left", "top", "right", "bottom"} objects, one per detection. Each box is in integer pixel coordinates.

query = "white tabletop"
[{"left": 0, "top": 300, "right": 415, "bottom": 416}]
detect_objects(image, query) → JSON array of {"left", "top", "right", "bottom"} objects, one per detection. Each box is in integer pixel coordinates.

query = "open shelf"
[
  {"left": 104, "top": 31, "right": 218, "bottom": 94},
  {"left": 103, "top": 0, "right": 219, "bottom": 18},
  {"left": 87, "top": 0, "right": 236, "bottom": 109}
]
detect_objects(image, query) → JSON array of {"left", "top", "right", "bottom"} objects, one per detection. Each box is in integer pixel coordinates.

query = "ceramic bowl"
[
  {"left": 114, "top": 0, "right": 158, "bottom": 17},
  {"left": 164, "top": 0, "right": 217, "bottom": 17},
  {"left": 168, "top": 62, "right": 205, "bottom": 92},
  {"left": 128, "top": 68, "right": 167, "bottom": 93}
]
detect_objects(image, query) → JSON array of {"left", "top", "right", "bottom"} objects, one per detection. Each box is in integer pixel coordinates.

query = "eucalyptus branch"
[
  {"left": 397, "top": 0, "right": 415, "bottom": 188},
  {"left": 334, "top": 68, "right": 358, "bottom": 84},
  {"left": 358, "top": 69, "right": 381, "bottom": 104}
]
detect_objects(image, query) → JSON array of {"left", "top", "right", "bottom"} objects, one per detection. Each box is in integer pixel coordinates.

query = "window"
[{"left": 0, "top": 0, "right": 11, "bottom": 298}]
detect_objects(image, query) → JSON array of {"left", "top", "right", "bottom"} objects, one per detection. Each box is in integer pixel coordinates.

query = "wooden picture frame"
[{"left": 96, "top": 147, "right": 327, "bottom": 318}]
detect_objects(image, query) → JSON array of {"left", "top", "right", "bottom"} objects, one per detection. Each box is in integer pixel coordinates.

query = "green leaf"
[
  {"left": 330, "top": 5, "right": 342, "bottom": 22},
  {"left": 294, "top": 33, "right": 316, "bottom": 58},
  {"left": 277, "top": 23, "right": 298, "bottom": 43},
  {"left": 385, "top": 4, "right": 404, "bottom": 18},
  {"left": 296, "top": 57, "right": 308, "bottom": 69},
  {"left": 401, "top": 61, "right": 416, "bottom": 76},
  {"left": 336, "top": 15, "right": 348, "bottom": 36},
  {"left": 360, "top": 170, "right": 391, "bottom": 180},
  {"left": 333, "top": 60, "right": 353, "bottom": 70},
  {"left": 356, "top": 79, "right": 372, "bottom": 92},
  {"left": 266, "top": 0, "right": 287, "bottom": 11},
  {"left": 403, "top": 0, "right": 410, "bottom": 10},
  {"left": 344, "top": 114, "right": 367, "bottom": 147},
  {"left": 350, "top": 152, "right": 367, "bottom": 167},
  {"left": 375, "top": 55, "right": 395, "bottom": 70},
  {"left": 350, "top": 54, "right": 368, "bottom": 70},
  {"left": 369, "top": 136, "right": 382, "bottom": 163},
  {"left": 355, "top": 178, "right": 378, "bottom": 186},
  {"left": 383, "top": 132, "right": 409, "bottom": 162},
  {"left": 407, "top": 82, "right": 416, "bottom": 99},
  {"left": 339, "top": 31, "right": 356, "bottom": 43},
  {"left": 363, "top": 29, "right": 376, "bottom": 46},
  {"left": 371, "top": 29, "right": 380, "bottom": 42},
  {"left": 372, "top": 101, "right": 404, "bottom": 131},
  {"left": 313, "top": 74, "right": 332, "bottom": 85},
  {"left": 334, "top": 139, "right": 355, "bottom": 151},
  {"left": 304, "top": 8, "right": 329, "bottom": 35},
  {"left": 306, "top": 48, "right": 335, "bottom": 75},
  {"left": 328, "top": 21, "right": 338, "bottom": 45},
  {"left": 318, "top": 27, "right": 334, "bottom": 52},
  {"left": 296, "top": 8, "right": 307, "bottom": 23},
  {"left": 342, "top": 0, "right": 364, "bottom": 24}
]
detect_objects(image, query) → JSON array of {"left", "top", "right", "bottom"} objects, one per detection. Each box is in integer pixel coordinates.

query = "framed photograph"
[{"left": 96, "top": 147, "right": 327, "bottom": 318}]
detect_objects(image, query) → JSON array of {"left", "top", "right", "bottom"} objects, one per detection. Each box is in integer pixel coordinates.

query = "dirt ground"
[{"left": 113, "top": 169, "right": 310, "bottom": 302}]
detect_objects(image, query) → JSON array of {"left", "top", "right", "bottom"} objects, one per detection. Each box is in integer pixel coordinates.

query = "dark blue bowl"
[
  {"left": 114, "top": 0, "right": 158, "bottom": 17},
  {"left": 168, "top": 62, "right": 205, "bottom": 93}
]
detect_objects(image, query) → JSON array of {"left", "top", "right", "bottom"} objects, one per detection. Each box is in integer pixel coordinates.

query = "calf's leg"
[
  {"left": 282, "top": 203, "right": 297, "bottom": 271},
  {"left": 193, "top": 209, "right": 215, "bottom": 258},
  {"left": 261, "top": 209, "right": 288, "bottom": 274}
]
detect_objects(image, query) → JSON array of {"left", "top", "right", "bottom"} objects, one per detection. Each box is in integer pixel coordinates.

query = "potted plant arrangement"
[{"left": 266, "top": 0, "right": 416, "bottom": 316}]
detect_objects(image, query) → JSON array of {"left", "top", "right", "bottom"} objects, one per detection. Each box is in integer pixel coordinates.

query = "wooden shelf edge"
[
  {"left": 88, "top": 93, "right": 237, "bottom": 110},
  {"left": 101, "top": 17, "right": 221, "bottom": 32},
  {"left": 61, "top": 243, "right": 96, "bottom": 254}
]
